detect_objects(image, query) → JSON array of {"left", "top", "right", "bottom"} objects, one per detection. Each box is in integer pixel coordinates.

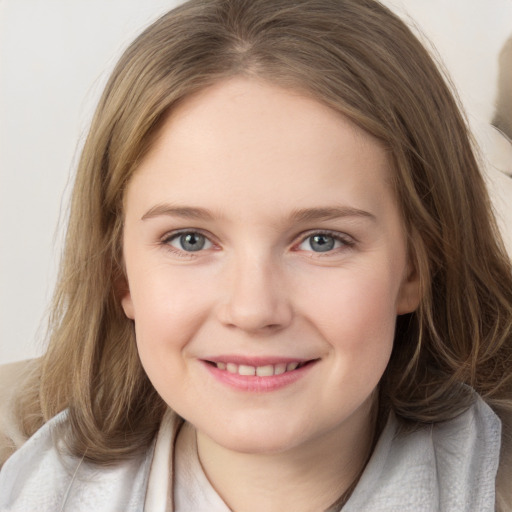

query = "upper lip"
[{"left": 202, "top": 355, "right": 317, "bottom": 366}]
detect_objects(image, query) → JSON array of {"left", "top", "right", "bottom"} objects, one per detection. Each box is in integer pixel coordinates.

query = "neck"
[{"left": 196, "top": 400, "right": 376, "bottom": 512}]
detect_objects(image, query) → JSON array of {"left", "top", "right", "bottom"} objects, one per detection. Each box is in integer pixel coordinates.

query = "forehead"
[{"left": 125, "top": 77, "right": 395, "bottom": 221}]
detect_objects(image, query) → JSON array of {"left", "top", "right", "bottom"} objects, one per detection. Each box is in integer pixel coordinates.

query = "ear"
[
  {"left": 116, "top": 276, "right": 135, "bottom": 320},
  {"left": 396, "top": 261, "right": 421, "bottom": 315}
]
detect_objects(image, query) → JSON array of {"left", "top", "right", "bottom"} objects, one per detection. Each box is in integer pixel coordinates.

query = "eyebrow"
[
  {"left": 141, "top": 204, "right": 376, "bottom": 223},
  {"left": 288, "top": 206, "right": 376, "bottom": 223},
  {"left": 141, "top": 204, "right": 215, "bottom": 221}
]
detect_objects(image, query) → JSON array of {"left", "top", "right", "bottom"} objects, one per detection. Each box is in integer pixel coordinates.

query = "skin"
[{"left": 121, "top": 77, "right": 420, "bottom": 511}]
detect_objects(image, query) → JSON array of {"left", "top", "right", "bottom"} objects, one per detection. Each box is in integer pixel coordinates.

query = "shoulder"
[
  {"left": 432, "top": 393, "right": 501, "bottom": 456},
  {"left": 0, "top": 411, "right": 155, "bottom": 511},
  {"left": 422, "top": 395, "right": 507, "bottom": 511},
  {"left": 0, "top": 360, "right": 34, "bottom": 467},
  {"left": 430, "top": 395, "right": 503, "bottom": 511},
  {"left": 0, "top": 411, "right": 70, "bottom": 510},
  {"left": 445, "top": 395, "right": 512, "bottom": 512},
  {"left": 493, "top": 400, "right": 512, "bottom": 512},
  {"left": 345, "top": 394, "right": 502, "bottom": 511},
  {"left": 411, "top": 396, "right": 501, "bottom": 510}
]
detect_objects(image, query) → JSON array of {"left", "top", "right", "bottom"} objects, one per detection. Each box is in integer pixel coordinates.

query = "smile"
[
  {"left": 210, "top": 361, "right": 308, "bottom": 377},
  {"left": 202, "top": 358, "right": 318, "bottom": 392}
]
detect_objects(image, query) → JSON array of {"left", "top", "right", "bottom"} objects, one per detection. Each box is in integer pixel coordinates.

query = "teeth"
[
  {"left": 214, "top": 361, "right": 305, "bottom": 376},
  {"left": 256, "top": 365, "right": 274, "bottom": 377},
  {"left": 274, "top": 363, "right": 287, "bottom": 375},
  {"left": 226, "top": 363, "right": 238, "bottom": 374},
  {"left": 238, "top": 365, "right": 256, "bottom": 376}
]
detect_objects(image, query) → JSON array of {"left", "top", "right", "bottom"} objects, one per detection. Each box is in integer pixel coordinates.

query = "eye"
[
  {"left": 297, "top": 233, "right": 351, "bottom": 253},
  {"left": 166, "top": 231, "right": 213, "bottom": 252}
]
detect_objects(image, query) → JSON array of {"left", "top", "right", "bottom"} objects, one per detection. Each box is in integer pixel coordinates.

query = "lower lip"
[{"left": 201, "top": 361, "right": 317, "bottom": 392}]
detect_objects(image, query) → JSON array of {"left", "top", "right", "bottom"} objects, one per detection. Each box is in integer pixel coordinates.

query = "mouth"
[{"left": 203, "top": 359, "right": 317, "bottom": 377}]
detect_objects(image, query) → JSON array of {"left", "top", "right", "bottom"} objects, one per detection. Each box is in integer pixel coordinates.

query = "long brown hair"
[{"left": 17, "top": 0, "right": 512, "bottom": 489}]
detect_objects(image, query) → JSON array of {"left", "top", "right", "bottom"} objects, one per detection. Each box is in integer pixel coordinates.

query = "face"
[{"left": 121, "top": 77, "right": 420, "bottom": 455}]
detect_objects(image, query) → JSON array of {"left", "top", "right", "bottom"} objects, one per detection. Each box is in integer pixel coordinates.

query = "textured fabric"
[
  {"left": 0, "top": 411, "right": 154, "bottom": 511},
  {"left": 342, "top": 396, "right": 501, "bottom": 511},
  {"left": 0, "top": 395, "right": 501, "bottom": 511}
]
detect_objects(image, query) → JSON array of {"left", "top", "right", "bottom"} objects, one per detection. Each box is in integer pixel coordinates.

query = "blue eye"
[
  {"left": 298, "top": 233, "right": 347, "bottom": 253},
  {"left": 168, "top": 232, "right": 212, "bottom": 252}
]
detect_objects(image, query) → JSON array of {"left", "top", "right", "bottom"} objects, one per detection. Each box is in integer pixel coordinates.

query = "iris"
[{"left": 309, "top": 234, "right": 335, "bottom": 252}]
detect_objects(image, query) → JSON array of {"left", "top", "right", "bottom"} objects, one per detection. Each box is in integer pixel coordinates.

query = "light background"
[{"left": 1, "top": 0, "right": 511, "bottom": 364}]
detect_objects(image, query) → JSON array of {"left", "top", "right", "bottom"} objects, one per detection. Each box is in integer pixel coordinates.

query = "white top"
[
  {"left": 0, "top": 394, "right": 502, "bottom": 511},
  {"left": 144, "top": 416, "right": 230, "bottom": 512},
  {"left": 174, "top": 421, "right": 231, "bottom": 511}
]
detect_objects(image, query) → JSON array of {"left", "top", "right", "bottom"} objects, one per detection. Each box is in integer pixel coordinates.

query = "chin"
[{"left": 203, "top": 418, "right": 316, "bottom": 455}]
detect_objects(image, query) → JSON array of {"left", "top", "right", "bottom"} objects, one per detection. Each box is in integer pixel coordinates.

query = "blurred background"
[{"left": 1, "top": 0, "right": 511, "bottom": 364}]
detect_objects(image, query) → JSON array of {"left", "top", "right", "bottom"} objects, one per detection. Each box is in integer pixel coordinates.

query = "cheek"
[
  {"left": 294, "top": 265, "right": 399, "bottom": 395},
  {"left": 130, "top": 274, "right": 208, "bottom": 397},
  {"left": 128, "top": 265, "right": 217, "bottom": 354},
  {"left": 294, "top": 269, "right": 397, "bottom": 419},
  {"left": 297, "top": 266, "right": 400, "bottom": 343}
]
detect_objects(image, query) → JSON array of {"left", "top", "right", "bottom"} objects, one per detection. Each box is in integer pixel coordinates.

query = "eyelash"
[
  {"left": 294, "top": 230, "right": 355, "bottom": 255},
  {"left": 160, "top": 229, "right": 216, "bottom": 258},
  {"left": 160, "top": 229, "right": 355, "bottom": 257}
]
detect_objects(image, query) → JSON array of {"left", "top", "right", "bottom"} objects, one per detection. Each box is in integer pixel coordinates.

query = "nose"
[{"left": 216, "top": 255, "right": 293, "bottom": 334}]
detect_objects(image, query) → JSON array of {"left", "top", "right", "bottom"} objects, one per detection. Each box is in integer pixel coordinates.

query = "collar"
[{"left": 145, "top": 394, "right": 501, "bottom": 512}]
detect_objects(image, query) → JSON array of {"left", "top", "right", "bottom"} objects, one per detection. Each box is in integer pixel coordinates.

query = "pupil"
[
  {"left": 181, "top": 233, "right": 205, "bottom": 251},
  {"left": 311, "top": 235, "right": 334, "bottom": 252}
]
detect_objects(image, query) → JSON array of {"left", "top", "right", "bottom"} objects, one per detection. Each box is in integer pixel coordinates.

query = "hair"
[{"left": 16, "top": 0, "right": 512, "bottom": 504}]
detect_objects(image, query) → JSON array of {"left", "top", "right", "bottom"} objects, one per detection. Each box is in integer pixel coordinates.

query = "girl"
[{"left": 1, "top": 0, "right": 511, "bottom": 510}]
